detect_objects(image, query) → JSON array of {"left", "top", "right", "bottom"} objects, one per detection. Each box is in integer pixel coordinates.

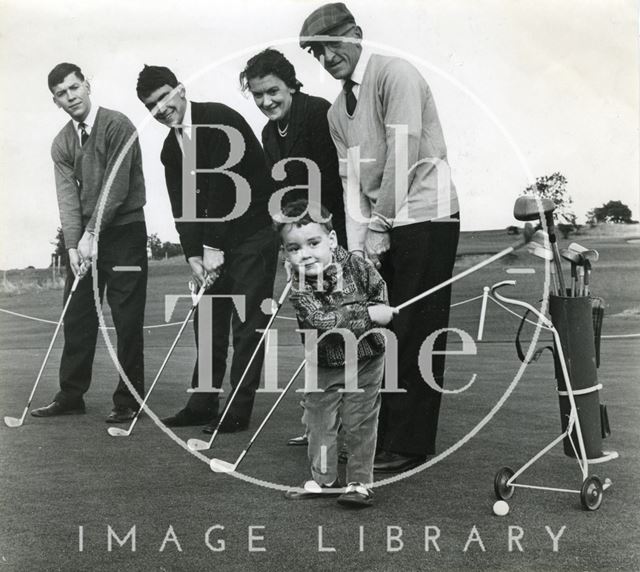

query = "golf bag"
[
  {"left": 515, "top": 296, "right": 610, "bottom": 459},
  {"left": 549, "top": 295, "right": 610, "bottom": 459}
]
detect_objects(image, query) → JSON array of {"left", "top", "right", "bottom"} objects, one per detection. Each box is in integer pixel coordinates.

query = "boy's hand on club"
[{"left": 368, "top": 304, "right": 394, "bottom": 326}]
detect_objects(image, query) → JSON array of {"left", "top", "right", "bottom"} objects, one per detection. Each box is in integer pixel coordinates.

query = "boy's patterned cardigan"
[{"left": 289, "top": 246, "right": 388, "bottom": 367}]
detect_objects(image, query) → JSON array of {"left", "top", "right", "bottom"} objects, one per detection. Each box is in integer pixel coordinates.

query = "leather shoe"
[
  {"left": 202, "top": 415, "right": 248, "bottom": 434},
  {"left": 374, "top": 450, "right": 426, "bottom": 473},
  {"left": 162, "top": 408, "right": 216, "bottom": 428},
  {"left": 106, "top": 407, "right": 137, "bottom": 424},
  {"left": 337, "top": 483, "right": 374, "bottom": 508},
  {"left": 31, "top": 401, "right": 85, "bottom": 417}
]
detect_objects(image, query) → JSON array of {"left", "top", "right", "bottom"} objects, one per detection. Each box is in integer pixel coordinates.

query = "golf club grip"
[
  {"left": 277, "top": 280, "right": 293, "bottom": 304},
  {"left": 551, "top": 243, "right": 566, "bottom": 295}
]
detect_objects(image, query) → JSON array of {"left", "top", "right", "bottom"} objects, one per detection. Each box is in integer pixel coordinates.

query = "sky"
[{"left": 0, "top": 0, "right": 638, "bottom": 269}]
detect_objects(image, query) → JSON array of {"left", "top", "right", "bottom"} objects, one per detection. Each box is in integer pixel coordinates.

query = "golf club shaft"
[
  {"left": 394, "top": 239, "right": 526, "bottom": 312},
  {"left": 205, "top": 280, "right": 293, "bottom": 446},
  {"left": 543, "top": 221, "right": 566, "bottom": 296},
  {"left": 233, "top": 359, "right": 306, "bottom": 469},
  {"left": 584, "top": 261, "right": 591, "bottom": 296},
  {"left": 18, "top": 272, "right": 83, "bottom": 422},
  {"left": 120, "top": 283, "right": 208, "bottom": 435},
  {"left": 549, "top": 264, "right": 560, "bottom": 297}
]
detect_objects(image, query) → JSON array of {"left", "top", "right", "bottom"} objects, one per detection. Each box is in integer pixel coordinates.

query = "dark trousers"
[
  {"left": 56, "top": 221, "right": 147, "bottom": 409},
  {"left": 185, "top": 226, "right": 279, "bottom": 421},
  {"left": 377, "top": 215, "right": 460, "bottom": 456}
]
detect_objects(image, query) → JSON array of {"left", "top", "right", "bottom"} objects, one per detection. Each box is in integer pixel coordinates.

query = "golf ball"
[{"left": 493, "top": 500, "right": 510, "bottom": 516}]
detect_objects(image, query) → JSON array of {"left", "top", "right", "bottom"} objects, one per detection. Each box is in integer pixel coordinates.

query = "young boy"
[{"left": 275, "top": 199, "right": 393, "bottom": 508}]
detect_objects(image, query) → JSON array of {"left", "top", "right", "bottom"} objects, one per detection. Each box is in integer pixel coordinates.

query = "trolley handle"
[{"left": 490, "top": 280, "right": 553, "bottom": 329}]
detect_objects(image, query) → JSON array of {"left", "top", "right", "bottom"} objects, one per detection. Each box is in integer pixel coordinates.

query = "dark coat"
[
  {"left": 161, "top": 101, "right": 274, "bottom": 258},
  {"left": 261, "top": 91, "right": 346, "bottom": 244}
]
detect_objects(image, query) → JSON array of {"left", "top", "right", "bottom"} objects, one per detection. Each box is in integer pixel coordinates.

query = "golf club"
[
  {"left": 4, "top": 265, "right": 87, "bottom": 428},
  {"left": 560, "top": 247, "right": 581, "bottom": 297},
  {"left": 107, "top": 279, "right": 210, "bottom": 437},
  {"left": 583, "top": 261, "right": 591, "bottom": 297},
  {"left": 513, "top": 196, "right": 566, "bottom": 295},
  {"left": 188, "top": 279, "right": 294, "bottom": 451},
  {"left": 568, "top": 242, "right": 600, "bottom": 296},
  {"left": 576, "top": 265, "right": 584, "bottom": 297},
  {"left": 527, "top": 230, "right": 559, "bottom": 295},
  {"left": 210, "top": 359, "right": 306, "bottom": 473},
  {"left": 393, "top": 223, "right": 535, "bottom": 312},
  {"left": 568, "top": 243, "right": 599, "bottom": 297}
]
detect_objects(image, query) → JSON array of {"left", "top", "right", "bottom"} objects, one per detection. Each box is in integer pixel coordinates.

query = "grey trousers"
[{"left": 303, "top": 354, "right": 384, "bottom": 486}]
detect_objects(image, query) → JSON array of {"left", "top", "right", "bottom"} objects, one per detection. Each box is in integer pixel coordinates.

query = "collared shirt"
[
  {"left": 174, "top": 100, "right": 192, "bottom": 154},
  {"left": 175, "top": 100, "right": 218, "bottom": 253},
  {"left": 72, "top": 103, "right": 98, "bottom": 143},
  {"left": 342, "top": 48, "right": 371, "bottom": 100}
]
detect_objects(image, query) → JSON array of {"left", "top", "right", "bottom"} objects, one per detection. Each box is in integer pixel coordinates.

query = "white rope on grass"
[
  {"left": 1, "top": 297, "right": 639, "bottom": 339},
  {"left": 0, "top": 307, "right": 186, "bottom": 329}
]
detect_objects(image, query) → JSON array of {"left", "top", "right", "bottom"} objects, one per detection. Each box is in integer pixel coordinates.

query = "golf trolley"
[{"left": 491, "top": 278, "right": 618, "bottom": 511}]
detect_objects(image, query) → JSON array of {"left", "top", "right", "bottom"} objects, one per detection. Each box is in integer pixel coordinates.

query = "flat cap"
[{"left": 299, "top": 3, "right": 356, "bottom": 48}]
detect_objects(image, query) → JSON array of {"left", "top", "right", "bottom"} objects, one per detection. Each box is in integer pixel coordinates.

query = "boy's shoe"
[
  {"left": 284, "top": 480, "right": 342, "bottom": 500},
  {"left": 337, "top": 483, "right": 374, "bottom": 508},
  {"left": 287, "top": 434, "right": 309, "bottom": 446}
]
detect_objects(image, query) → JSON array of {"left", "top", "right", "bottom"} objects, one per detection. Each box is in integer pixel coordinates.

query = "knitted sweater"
[
  {"left": 51, "top": 107, "right": 146, "bottom": 249},
  {"left": 328, "top": 54, "right": 459, "bottom": 249},
  {"left": 289, "top": 246, "right": 388, "bottom": 367}
]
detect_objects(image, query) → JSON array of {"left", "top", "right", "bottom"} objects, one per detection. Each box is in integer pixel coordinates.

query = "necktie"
[
  {"left": 344, "top": 79, "right": 357, "bottom": 115},
  {"left": 79, "top": 122, "right": 89, "bottom": 146}
]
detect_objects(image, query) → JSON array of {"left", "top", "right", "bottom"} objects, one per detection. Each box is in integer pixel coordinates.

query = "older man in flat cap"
[{"left": 300, "top": 3, "right": 461, "bottom": 473}]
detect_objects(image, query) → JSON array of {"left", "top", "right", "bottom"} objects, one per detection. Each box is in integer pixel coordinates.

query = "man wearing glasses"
[{"left": 300, "top": 3, "right": 461, "bottom": 473}]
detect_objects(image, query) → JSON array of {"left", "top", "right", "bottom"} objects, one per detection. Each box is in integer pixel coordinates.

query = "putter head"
[
  {"left": 187, "top": 438, "right": 210, "bottom": 451},
  {"left": 513, "top": 196, "right": 556, "bottom": 222},
  {"left": 107, "top": 427, "right": 131, "bottom": 437},
  {"left": 568, "top": 243, "right": 599, "bottom": 262},
  {"left": 4, "top": 416, "right": 23, "bottom": 428},
  {"left": 210, "top": 458, "right": 237, "bottom": 473}
]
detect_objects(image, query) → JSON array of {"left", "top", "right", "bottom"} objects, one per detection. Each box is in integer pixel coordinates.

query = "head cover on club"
[
  {"left": 568, "top": 243, "right": 599, "bottom": 262},
  {"left": 210, "top": 458, "right": 237, "bottom": 473},
  {"left": 513, "top": 195, "right": 556, "bottom": 222},
  {"left": 3, "top": 416, "right": 23, "bottom": 428},
  {"left": 187, "top": 438, "right": 210, "bottom": 451}
]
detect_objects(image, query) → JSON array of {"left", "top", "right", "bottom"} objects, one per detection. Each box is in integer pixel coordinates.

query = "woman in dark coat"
[{"left": 240, "top": 48, "right": 346, "bottom": 245}]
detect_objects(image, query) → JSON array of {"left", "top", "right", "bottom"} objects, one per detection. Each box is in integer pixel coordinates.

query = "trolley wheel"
[
  {"left": 494, "top": 467, "right": 515, "bottom": 500},
  {"left": 580, "top": 476, "right": 603, "bottom": 511}
]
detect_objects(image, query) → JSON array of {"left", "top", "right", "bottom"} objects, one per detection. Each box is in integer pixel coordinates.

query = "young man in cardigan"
[
  {"left": 300, "top": 3, "right": 461, "bottom": 472},
  {"left": 32, "top": 63, "right": 148, "bottom": 423}
]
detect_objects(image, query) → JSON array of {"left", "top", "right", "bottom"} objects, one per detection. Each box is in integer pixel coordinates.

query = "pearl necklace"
[{"left": 277, "top": 122, "right": 289, "bottom": 138}]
